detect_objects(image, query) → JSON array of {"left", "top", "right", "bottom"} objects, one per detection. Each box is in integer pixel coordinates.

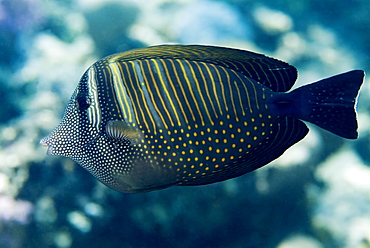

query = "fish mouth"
[
  {"left": 40, "top": 137, "right": 49, "bottom": 147},
  {"left": 40, "top": 136, "right": 54, "bottom": 155}
]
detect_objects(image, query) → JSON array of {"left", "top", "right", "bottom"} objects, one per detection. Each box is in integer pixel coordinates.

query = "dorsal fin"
[{"left": 104, "top": 45, "right": 297, "bottom": 92}]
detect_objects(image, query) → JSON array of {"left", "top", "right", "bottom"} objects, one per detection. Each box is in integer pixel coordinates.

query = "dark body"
[{"left": 41, "top": 45, "right": 364, "bottom": 193}]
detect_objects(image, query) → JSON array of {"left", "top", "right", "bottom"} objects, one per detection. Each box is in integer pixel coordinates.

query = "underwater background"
[{"left": 1, "top": 0, "right": 370, "bottom": 247}]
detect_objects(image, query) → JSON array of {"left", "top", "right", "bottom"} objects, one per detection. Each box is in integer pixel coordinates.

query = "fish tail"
[{"left": 273, "top": 70, "right": 364, "bottom": 139}]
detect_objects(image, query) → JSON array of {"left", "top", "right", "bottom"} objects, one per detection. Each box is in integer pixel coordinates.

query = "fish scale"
[{"left": 41, "top": 45, "right": 364, "bottom": 193}]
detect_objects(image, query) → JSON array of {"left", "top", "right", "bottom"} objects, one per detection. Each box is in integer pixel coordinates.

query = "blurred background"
[{"left": 0, "top": 0, "right": 370, "bottom": 247}]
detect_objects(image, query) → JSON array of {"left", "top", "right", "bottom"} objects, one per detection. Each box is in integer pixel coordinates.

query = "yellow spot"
[
  {"left": 262, "top": 132, "right": 266, "bottom": 135},
  {"left": 212, "top": 158, "right": 217, "bottom": 162},
  {"left": 240, "top": 138, "right": 245, "bottom": 142},
  {"left": 186, "top": 133, "right": 190, "bottom": 138},
  {"left": 195, "top": 157, "right": 199, "bottom": 161},
  {"left": 168, "top": 130, "right": 171, "bottom": 135},
  {"left": 208, "top": 137, "right": 212, "bottom": 141},
  {"left": 216, "top": 149, "right": 220, "bottom": 153},
  {"left": 189, "top": 140, "right": 193, "bottom": 145},
  {"left": 183, "top": 164, "right": 187, "bottom": 168},
  {"left": 222, "top": 130, "right": 227, "bottom": 134},
  {"left": 208, "top": 147, "right": 213, "bottom": 151},
  {"left": 187, "top": 158, "right": 191, "bottom": 162},
  {"left": 224, "top": 148, "right": 228, "bottom": 152},
  {"left": 231, "top": 134, "right": 235, "bottom": 138},
  {"left": 214, "top": 130, "right": 219, "bottom": 134},
  {"left": 193, "top": 132, "right": 198, "bottom": 137},
  {"left": 247, "top": 144, "right": 252, "bottom": 148},
  {"left": 171, "top": 138, "right": 175, "bottom": 142},
  {"left": 180, "top": 129, "right": 184, "bottom": 133},
  {"left": 176, "top": 168, "right": 180, "bottom": 171},
  {"left": 174, "top": 130, "right": 178, "bottom": 134},
  {"left": 196, "top": 170, "right": 200, "bottom": 174},
  {"left": 181, "top": 151, "right": 186, "bottom": 155},
  {"left": 226, "top": 114, "right": 231, "bottom": 119},
  {"left": 202, "top": 140, "right": 206, "bottom": 145},
  {"left": 195, "top": 141, "right": 199, "bottom": 145},
  {"left": 251, "top": 118, "right": 255, "bottom": 122},
  {"left": 254, "top": 126, "right": 258, "bottom": 130},
  {"left": 205, "top": 167, "right": 209, "bottom": 170},
  {"left": 200, "top": 163, "right": 204, "bottom": 167},
  {"left": 188, "top": 173, "right": 192, "bottom": 176},
  {"left": 205, "top": 156, "right": 210, "bottom": 160},
  {"left": 191, "top": 165, "right": 194, "bottom": 169},
  {"left": 183, "top": 143, "right": 187, "bottom": 147},
  {"left": 195, "top": 124, "right": 199, "bottom": 128},
  {"left": 167, "top": 146, "right": 171, "bottom": 149},
  {"left": 259, "top": 114, "right": 263, "bottom": 118},
  {"left": 223, "top": 139, "right": 227, "bottom": 143},
  {"left": 253, "top": 136, "right": 258, "bottom": 140},
  {"left": 262, "top": 123, "right": 265, "bottom": 127},
  {"left": 172, "top": 152, "right": 176, "bottom": 156},
  {"left": 238, "top": 148, "right": 243, "bottom": 152},
  {"left": 207, "top": 128, "right": 211, "bottom": 132},
  {"left": 230, "top": 156, "right": 234, "bottom": 160},
  {"left": 246, "top": 131, "right": 250, "bottom": 136},
  {"left": 200, "top": 150, "right": 204, "bottom": 154},
  {"left": 178, "top": 137, "right": 183, "bottom": 141},
  {"left": 159, "top": 129, "right": 163, "bottom": 133},
  {"left": 190, "top": 149, "right": 194, "bottom": 154},
  {"left": 268, "top": 115, "right": 272, "bottom": 119},
  {"left": 232, "top": 144, "right": 237, "bottom": 148},
  {"left": 175, "top": 145, "right": 180, "bottom": 149},
  {"left": 200, "top": 131, "right": 205, "bottom": 135},
  {"left": 215, "top": 139, "right": 220, "bottom": 143},
  {"left": 188, "top": 125, "right": 192, "bottom": 130},
  {"left": 220, "top": 121, "right": 224, "bottom": 125},
  {"left": 237, "top": 128, "right": 242, "bottom": 133},
  {"left": 221, "top": 158, "right": 226, "bottom": 162},
  {"left": 244, "top": 122, "right": 248, "bottom": 126},
  {"left": 215, "top": 164, "right": 219, "bottom": 168}
]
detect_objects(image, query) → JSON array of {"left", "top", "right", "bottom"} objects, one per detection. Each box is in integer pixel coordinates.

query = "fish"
[{"left": 40, "top": 45, "right": 365, "bottom": 193}]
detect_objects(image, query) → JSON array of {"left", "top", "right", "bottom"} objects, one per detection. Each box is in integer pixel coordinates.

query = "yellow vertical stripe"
[
  {"left": 177, "top": 59, "right": 205, "bottom": 126},
  {"left": 184, "top": 60, "right": 214, "bottom": 126},
  {"left": 151, "top": 59, "right": 180, "bottom": 126},
  {"left": 158, "top": 59, "right": 188, "bottom": 125}
]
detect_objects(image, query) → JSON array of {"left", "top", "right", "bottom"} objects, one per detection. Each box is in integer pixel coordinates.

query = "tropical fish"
[{"left": 40, "top": 45, "right": 364, "bottom": 193}]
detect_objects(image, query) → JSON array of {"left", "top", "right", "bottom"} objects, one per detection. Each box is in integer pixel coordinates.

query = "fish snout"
[{"left": 40, "top": 136, "right": 55, "bottom": 155}]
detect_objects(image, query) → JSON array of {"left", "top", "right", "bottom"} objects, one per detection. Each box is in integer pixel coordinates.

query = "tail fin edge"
[{"left": 288, "top": 70, "right": 364, "bottom": 139}]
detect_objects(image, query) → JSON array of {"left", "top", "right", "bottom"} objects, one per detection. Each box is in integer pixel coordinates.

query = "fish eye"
[{"left": 76, "top": 94, "right": 91, "bottom": 110}]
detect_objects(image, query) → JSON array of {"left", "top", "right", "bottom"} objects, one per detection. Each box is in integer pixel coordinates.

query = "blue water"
[{"left": 1, "top": 0, "right": 369, "bottom": 248}]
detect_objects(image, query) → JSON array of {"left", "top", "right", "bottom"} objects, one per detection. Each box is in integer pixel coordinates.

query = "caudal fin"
[{"left": 284, "top": 70, "right": 364, "bottom": 139}]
